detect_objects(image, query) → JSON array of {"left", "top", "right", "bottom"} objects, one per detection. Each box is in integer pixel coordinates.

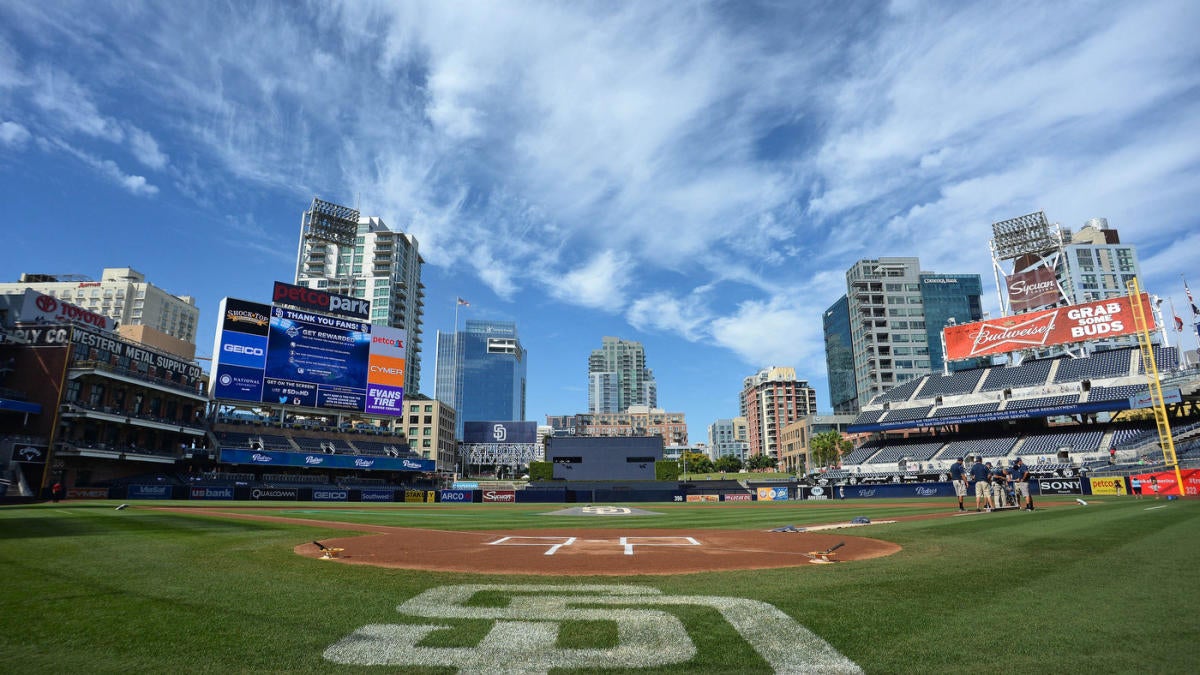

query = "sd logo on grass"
[{"left": 324, "top": 584, "right": 861, "bottom": 673}]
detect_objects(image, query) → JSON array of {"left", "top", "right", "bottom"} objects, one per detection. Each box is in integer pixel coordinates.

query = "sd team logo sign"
[{"left": 325, "top": 584, "right": 861, "bottom": 672}]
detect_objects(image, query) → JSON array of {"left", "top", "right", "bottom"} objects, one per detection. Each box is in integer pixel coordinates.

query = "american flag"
[
  {"left": 457, "top": 297, "right": 470, "bottom": 307},
  {"left": 1188, "top": 281, "right": 1199, "bottom": 316}
]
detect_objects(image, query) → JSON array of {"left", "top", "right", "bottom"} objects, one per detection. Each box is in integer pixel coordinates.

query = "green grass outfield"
[{"left": 2, "top": 496, "right": 1198, "bottom": 673}]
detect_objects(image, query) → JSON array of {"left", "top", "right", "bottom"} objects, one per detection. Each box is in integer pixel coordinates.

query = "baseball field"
[{"left": 2, "top": 496, "right": 1198, "bottom": 673}]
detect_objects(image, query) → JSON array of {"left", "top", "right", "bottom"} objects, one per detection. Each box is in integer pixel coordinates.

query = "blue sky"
[{"left": 2, "top": 1, "right": 1199, "bottom": 442}]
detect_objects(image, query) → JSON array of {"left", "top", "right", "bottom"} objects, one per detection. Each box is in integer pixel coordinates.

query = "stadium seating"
[
  {"left": 1005, "top": 394, "right": 1080, "bottom": 410},
  {"left": 851, "top": 409, "right": 887, "bottom": 425},
  {"left": 939, "top": 436, "right": 1020, "bottom": 460},
  {"left": 1017, "top": 429, "right": 1104, "bottom": 457},
  {"left": 291, "top": 436, "right": 330, "bottom": 452},
  {"left": 257, "top": 434, "right": 295, "bottom": 451},
  {"left": 918, "top": 369, "right": 986, "bottom": 397},
  {"left": 1053, "top": 348, "right": 1135, "bottom": 383},
  {"left": 871, "top": 377, "right": 925, "bottom": 404},
  {"left": 1087, "top": 384, "right": 1148, "bottom": 402},
  {"left": 933, "top": 402, "right": 1000, "bottom": 418},
  {"left": 979, "top": 358, "right": 1054, "bottom": 392},
  {"left": 349, "top": 440, "right": 417, "bottom": 457},
  {"left": 1139, "top": 345, "right": 1180, "bottom": 374},
  {"left": 842, "top": 441, "right": 885, "bottom": 465},
  {"left": 881, "top": 405, "right": 933, "bottom": 422},
  {"left": 869, "top": 441, "right": 945, "bottom": 464}
]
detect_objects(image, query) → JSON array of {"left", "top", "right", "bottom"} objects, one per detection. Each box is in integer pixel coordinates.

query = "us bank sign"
[{"left": 325, "top": 584, "right": 861, "bottom": 673}]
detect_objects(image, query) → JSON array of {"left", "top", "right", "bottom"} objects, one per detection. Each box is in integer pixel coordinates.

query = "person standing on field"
[
  {"left": 1150, "top": 476, "right": 1160, "bottom": 499},
  {"left": 1131, "top": 476, "right": 1143, "bottom": 499},
  {"left": 990, "top": 462, "right": 1007, "bottom": 508},
  {"left": 970, "top": 457, "right": 993, "bottom": 511},
  {"left": 1011, "top": 458, "right": 1033, "bottom": 511},
  {"left": 949, "top": 457, "right": 967, "bottom": 511}
]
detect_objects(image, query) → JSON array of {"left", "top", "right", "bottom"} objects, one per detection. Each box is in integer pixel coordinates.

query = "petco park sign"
[
  {"left": 325, "top": 584, "right": 862, "bottom": 672},
  {"left": 944, "top": 294, "right": 1153, "bottom": 360},
  {"left": 272, "top": 280, "right": 370, "bottom": 320}
]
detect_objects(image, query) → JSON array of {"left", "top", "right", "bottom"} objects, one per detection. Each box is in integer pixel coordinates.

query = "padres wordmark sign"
[{"left": 324, "top": 584, "right": 862, "bottom": 673}]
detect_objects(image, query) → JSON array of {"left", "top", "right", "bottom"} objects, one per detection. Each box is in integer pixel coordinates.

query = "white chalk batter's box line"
[{"left": 486, "top": 535, "right": 701, "bottom": 556}]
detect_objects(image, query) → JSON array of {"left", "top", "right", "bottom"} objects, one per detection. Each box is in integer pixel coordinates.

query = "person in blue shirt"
[
  {"left": 949, "top": 457, "right": 967, "bottom": 511},
  {"left": 1011, "top": 458, "right": 1033, "bottom": 511},
  {"left": 991, "top": 462, "right": 1010, "bottom": 508},
  {"left": 969, "top": 458, "right": 993, "bottom": 511}
]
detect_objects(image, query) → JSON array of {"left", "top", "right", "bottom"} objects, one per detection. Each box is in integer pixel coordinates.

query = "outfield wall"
[{"left": 53, "top": 478, "right": 1111, "bottom": 503}]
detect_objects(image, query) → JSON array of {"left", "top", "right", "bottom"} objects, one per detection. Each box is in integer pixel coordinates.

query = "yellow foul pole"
[{"left": 1126, "top": 279, "right": 1188, "bottom": 497}]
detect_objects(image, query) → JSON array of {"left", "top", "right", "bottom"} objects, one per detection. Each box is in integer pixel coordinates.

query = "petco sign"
[
  {"left": 272, "top": 280, "right": 370, "bottom": 320},
  {"left": 325, "top": 584, "right": 862, "bottom": 672}
]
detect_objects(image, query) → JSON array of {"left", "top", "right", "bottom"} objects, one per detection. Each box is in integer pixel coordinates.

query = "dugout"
[{"left": 545, "top": 436, "right": 662, "bottom": 481}]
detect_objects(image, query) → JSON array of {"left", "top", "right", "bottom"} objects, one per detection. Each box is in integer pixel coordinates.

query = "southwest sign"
[{"left": 944, "top": 294, "right": 1153, "bottom": 360}]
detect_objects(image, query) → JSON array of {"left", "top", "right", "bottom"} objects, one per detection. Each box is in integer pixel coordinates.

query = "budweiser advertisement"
[{"left": 944, "top": 294, "right": 1153, "bottom": 361}]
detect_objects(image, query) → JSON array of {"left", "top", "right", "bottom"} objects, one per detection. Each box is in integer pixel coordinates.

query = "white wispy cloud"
[
  {"left": 0, "top": 120, "right": 31, "bottom": 147},
  {"left": 127, "top": 126, "right": 169, "bottom": 170},
  {"left": 3, "top": 0, "right": 1197, "bottom": 378},
  {"left": 40, "top": 137, "right": 158, "bottom": 197}
]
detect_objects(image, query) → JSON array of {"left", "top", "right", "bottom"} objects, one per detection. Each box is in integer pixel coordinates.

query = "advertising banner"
[
  {"left": 1087, "top": 477, "right": 1127, "bottom": 495},
  {"left": 190, "top": 486, "right": 235, "bottom": 500},
  {"left": 364, "top": 325, "right": 406, "bottom": 415},
  {"left": 67, "top": 487, "right": 110, "bottom": 499},
  {"left": 439, "top": 489, "right": 475, "bottom": 503},
  {"left": 250, "top": 487, "right": 298, "bottom": 501},
  {"left": 463, "top": 421, "right": 539, "bottom": 444},
  {"left": 359, "top": 489, "right": 395, "bottom": 502},
  {"left": 404, "top": 489, "right": 427, "bottom": 503},
  {"left": 73, "top": 326, "right": 203, "bottom": 381},
  {"left": 756, "top": 487, "right": 788, "bottom": 502},
  {"left": 219, "top": 448, "right": 435, "bottom": 472},
  {"left": 312, "top": 489, "right": 349, "bottom": 502},
  {"left": 1131, "top": 469, "right": 1200, "bottom": 497},
  {"left": 272, "top": 281, "right": 370, "bottom": 320},
  {"left": 1037, "top": 478, "right": 1083, "bottom": 495},
  {"left": 483, "top": 489, "right": 517, "bottom": 503},
  {"left": 686, "top": 494, "right": 719, "bottom": 502},
  {"left": 220, "top": 298, "right": 271, "bottom": 336},
  {"left": 1129, "top": 388, "right": 1182, "bottom": 409},
  {"left": 944, "top": 294, "right": 1153, "bottom": 361},
  {"left": 127, "top": 484, "right": 174, "bottom": 499},
  {"left": 1006, "top": 266, "right": 1062, "bottom": 313},
  {"left": 20, "top": 288, "right": 114, "bottom": 331},
  {"left": 805, "top": 485, "right": 832, "bottom": 501},
  {"left": 11, "top": 444, "right": 47, "bottom": 464},
  {"left": 722, "top": 493, "right": 752, "bottom": 502},
  {"left": 843, "top": 483, "right": 956, "bottom": 499},
  {"left": 212, "top": 363, "right": 266, "bottom": 402}
]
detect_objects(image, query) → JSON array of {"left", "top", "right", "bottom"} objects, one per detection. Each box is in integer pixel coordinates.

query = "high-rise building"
[
  {"left": 1057, "top": 219, "right": 1142, "bottom": 305},
  {"left": 544, "top": 406, "right": 688, "bottom": 445},
  {"left": 707, "top": 417, "right": 748, "bottom": 461},
  {"left": 740, "top": 367, "right": 817, "bottom": 459},
  {"left": 435, "top": 319, "right": 527, "bottom": 438},
  {"left": 401, "top": 393, "right": 457, "bottom": 470},
  {"left": 0, "top": 268, "right": 199, "bottom": 352},
  {"left": 587, "top": 337, "right": 657, "bottom": 413},
  {"left": 823, "top": 257, "right": 983, "bottom": 413},
  {"left": 294, "top": 197, "right": 424, "bottom": 395}
]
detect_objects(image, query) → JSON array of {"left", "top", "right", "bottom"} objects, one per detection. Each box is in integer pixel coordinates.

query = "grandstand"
[{"left": 834, "top": 343, "right": 1200, "bottom": 483}]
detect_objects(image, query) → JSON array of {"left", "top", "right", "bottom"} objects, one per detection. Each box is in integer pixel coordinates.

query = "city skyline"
[{"left": 1, "top": 2, "right": 1198, "bottom": 440}]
